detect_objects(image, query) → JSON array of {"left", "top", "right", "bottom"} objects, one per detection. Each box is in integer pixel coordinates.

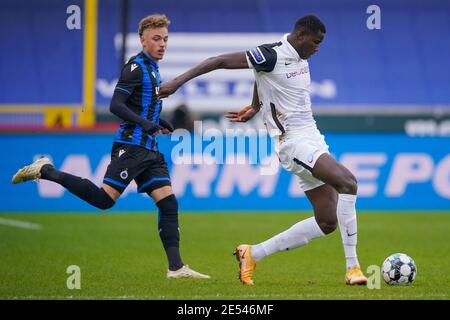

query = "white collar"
[{"left": 282, "top": 33, "right": 302, "bottom": 62}]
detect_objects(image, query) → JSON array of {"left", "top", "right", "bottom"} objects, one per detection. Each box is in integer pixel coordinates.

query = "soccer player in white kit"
[{"left": 158, "top": 15, "right": 367, "bottom": 286}]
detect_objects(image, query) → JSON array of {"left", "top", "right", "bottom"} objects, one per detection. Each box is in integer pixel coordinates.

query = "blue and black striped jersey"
[{"left": 113, "top": 51, "right": 162, "bottom": 151}]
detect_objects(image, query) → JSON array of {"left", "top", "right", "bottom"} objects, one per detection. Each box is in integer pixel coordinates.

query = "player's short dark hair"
[{"left": 294, "top": 15, "right": 326, "bottom": 34}]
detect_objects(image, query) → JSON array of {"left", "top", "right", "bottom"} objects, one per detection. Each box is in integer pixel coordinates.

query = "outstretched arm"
[
  {"left": 158, "top": 52, "right": 248, "bottom": 98},
  {"left": 226, "top": 82, "right": 261, "bottom": 123}
]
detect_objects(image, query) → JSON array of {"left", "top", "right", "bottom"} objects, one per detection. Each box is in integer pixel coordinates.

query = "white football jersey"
[{"left": 246, "top": 34, "right": 317, "bottom": 137}]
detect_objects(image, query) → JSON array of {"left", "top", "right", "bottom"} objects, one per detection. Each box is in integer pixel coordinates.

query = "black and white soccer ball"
[{"left": 382, "top": 253, "right": 417, "bottom": 285}]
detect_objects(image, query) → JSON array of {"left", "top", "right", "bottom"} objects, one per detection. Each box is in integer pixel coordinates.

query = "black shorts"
[{"left": 103, "top": 142, "right": 171, "bottom": 194}]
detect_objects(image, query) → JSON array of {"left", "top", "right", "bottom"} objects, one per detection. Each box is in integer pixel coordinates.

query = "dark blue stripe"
[
  {"left": 115, "top": 87, "right": 131, "bottom": 95},
  {"left": 103, "top": 178, "right": 127, "bottom": 188},
  {"left": 147, "top": 135, "right": 157, "bottom": 150},
  {"left": 133, "top": 57, "right": 152, "bottom": 145},
  {"left": 147, "top": 66, "right": 161, "bottom": 150},
  {"left": 138, "top": 177, "right": 170, "bottom": 192},
  {"left": 151, "top": 68, "right": 161, "bottom": 123},
  {"left": 115, "top": 124, "right": 125, "bottom": 141}
]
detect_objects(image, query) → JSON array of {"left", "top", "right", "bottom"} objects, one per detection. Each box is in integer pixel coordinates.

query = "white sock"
[
  {"left": 337, "top": 193, "right": 360, "bottom": 270},
  {"left": 251, "top": 216, "right": 325, "bottom": 261}
]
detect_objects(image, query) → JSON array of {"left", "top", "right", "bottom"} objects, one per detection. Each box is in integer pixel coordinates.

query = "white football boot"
[
  {"left": 12, "top": 156, "right": 53, "bottom": 184},
  {"left": 166, "top": 265, "right": 210, "bottom": 279}
]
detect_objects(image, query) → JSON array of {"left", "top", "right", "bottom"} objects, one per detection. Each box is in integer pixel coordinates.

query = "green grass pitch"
[{"left": 1, "top": 212, "right": 449, "bottom": 300}]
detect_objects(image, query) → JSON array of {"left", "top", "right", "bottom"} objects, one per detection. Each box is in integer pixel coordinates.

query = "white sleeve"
[{"left": 245, "top": 53, "right": 254, "bottom": 69}]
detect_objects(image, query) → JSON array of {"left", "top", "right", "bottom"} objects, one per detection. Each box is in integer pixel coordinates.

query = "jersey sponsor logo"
[
  {"left": 118, "top": 149, "right": 126, "bottom": 157},
  {"left": 130, "top": 63, "right": 138, "bottom": 72},
  {"left": 286, "top": 66, "right": 309, "bottom": 78},
  {"left": 249, "top": 47, "right": 266, "bottom": 64}
]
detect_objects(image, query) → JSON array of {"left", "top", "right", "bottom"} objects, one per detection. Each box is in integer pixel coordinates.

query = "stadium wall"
[
  {"left": 2, "top": 133, "right": 449, "bottom": 212},
  {"left": 1, "top": 0, "right": 449, "bottom": 110}
]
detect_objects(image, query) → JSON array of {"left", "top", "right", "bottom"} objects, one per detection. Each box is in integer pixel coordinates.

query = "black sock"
[
  {"left": 156, "top": 194, "right": 184, "bottom": 271},
  {"left": 40, "top": 164, "right": 115, "bottom": 210}
]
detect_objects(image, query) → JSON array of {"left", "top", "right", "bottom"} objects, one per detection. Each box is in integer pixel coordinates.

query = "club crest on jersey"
[
  {"left": 120, "top": 170, "right": 128, "bottom": 180},
  {"left": 249, "top": 47, "right": 266, "bottom": 64}
]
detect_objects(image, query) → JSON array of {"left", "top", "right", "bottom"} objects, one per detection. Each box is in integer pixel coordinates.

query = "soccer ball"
[{"left": 381, "top": 253, "right": 417, "bottom": 285}]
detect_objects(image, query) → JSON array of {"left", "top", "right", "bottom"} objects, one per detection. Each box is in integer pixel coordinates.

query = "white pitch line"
[
  {"left": 0, "top": 217, "right": 42, "bottom": 230},
  {"left": 4, "top": 293, "right": 450, "bottom": 300}
]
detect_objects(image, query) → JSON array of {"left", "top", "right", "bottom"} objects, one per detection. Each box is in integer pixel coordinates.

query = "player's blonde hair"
[{"left": 138, "top": 14, "right": 170, "bottom": 36}]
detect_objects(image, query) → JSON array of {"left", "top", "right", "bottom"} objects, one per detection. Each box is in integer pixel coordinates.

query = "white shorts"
[{"left": 276, "top": 130, "right": 330, "bottom": 192}]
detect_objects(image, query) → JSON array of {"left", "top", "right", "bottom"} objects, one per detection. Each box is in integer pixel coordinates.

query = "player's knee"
[
  {"left": 97, "top": 189, "right": 116, "bottom": 210},
  {"left": 318, "top": 221, "right": 337, "bottom": 234},
  {"left": 336, "top": 172, "right": 358, "bottom": 195},
  {"left": 157, "top": 194, "right": 178, "bottom": 218},
  {"left": 97, "top": 201, "right": 115, "bottom": 210},
  {"left": 316, "top": 215, "right": 338, "bottom": 234}
]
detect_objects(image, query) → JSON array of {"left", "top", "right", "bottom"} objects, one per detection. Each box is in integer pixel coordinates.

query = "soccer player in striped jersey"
[{"left": 12, "top": 14, "right": 209, "bottom": 280}]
